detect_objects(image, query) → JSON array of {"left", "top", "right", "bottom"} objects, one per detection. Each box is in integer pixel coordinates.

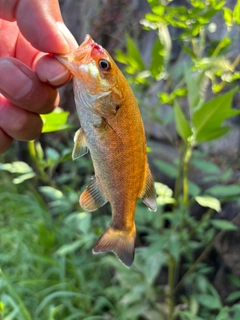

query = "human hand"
[{"left": 0, "top": 0, "right": 78, "bottom": 153}]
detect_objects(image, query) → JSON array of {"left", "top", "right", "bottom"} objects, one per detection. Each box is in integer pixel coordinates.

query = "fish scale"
[{"left": 56, "top": 34, "right": 157, "bottom": 267}]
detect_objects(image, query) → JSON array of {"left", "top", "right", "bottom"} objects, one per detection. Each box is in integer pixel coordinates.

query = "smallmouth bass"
[{"left": 56, "top": 34, "right": 157, "bottom": 267}]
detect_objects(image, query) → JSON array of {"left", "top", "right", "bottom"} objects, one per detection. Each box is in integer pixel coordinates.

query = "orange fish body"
[{"left": 56, "top": 35, "right": 157, "bottom": 267}]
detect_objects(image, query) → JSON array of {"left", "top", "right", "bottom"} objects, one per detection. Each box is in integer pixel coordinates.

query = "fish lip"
[
  {"left": 54, "top": 34, "right": 97, "bottom": 70},
  {"left": 54, "top": 34, "right": 105, "bottom": 75}
]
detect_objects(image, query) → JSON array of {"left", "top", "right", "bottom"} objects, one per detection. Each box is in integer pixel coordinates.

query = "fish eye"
[{"left": 98, "top": 59, "right": 111, "bottom": 71}]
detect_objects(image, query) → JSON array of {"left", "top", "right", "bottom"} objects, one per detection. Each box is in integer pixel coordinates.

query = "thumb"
[{"left": 0, "top": 0, "right": 77, "bottom": 54}]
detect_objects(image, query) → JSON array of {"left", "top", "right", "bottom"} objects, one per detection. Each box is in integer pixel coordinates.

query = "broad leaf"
[
  {"left": 196, "top": 293, "right": 222, "bottom": 310},
  {"left": 41, "top": 107, "right": 70, "bottom": 133},
  {"left": 211, "top": 219, "right": 238, "bottom": 231},
  {"left": 149, "top": 37, "right": 164, "bottom": 79},
  {"left": 185, "top": 67, "right": 204, "bottom": 111},
  {"left": 0, "top": 161, "right": 33, "bottom": 174},
  {"left": 233, "top": 0, "right": 240, "bottom": 24},
  {"left": 225, "top": 290, "right": 240, "bottom": 302},
  {"left": 195, "top": 126, "right": 230, "bottom": 142},
  {"left": 126, "top": 35, "right": 145, "bottom": 71},
  {"left": 205, "top": 184, "right": 240, "bottom": 198},
  {"left": 174, "top": 100, "right": 192, "bottom": 141},
  {"left": 195, "top": 196, "right": 221, "bottom": 212},
  {"left": 192, "top": 89, "right": 239, "bottom": 142}
]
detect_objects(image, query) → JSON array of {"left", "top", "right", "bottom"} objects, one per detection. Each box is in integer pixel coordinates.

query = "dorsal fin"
[
  {"left": 72, "top": 128, "right": 88, "bottom": 160},
  {"left": 79, "top": 176, "right": 108, "bottom": 212},
  {"left": 139, "top": 165, "right": 157, "bottom": 212}
]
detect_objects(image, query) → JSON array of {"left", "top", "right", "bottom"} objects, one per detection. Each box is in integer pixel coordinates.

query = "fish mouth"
[{"left": 55, "top": 34, "right": 104, "bottom": 73}]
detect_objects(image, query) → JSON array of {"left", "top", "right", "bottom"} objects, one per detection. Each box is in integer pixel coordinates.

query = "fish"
[{"left": 55, "top": 34, "right": 157, "bottom": 267}]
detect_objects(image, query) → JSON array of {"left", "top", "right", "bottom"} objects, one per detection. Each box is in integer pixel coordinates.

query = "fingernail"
[
  {"left": 0, "top": 60, "right": 32, "bottom": 99},
  {"left": 48, "top": 69, "right": 71, "bottom": 86},
  {"left": 57, "top": 22, "right": 78, "bottom": 51}
]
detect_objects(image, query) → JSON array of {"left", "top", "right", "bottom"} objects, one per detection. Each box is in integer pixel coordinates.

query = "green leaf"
[
  {"left": 155, "top": 182, "right": 175, "bottom": 205},
  {"left": 195, "top": 196, "right": 221, "bottom": 212},
  {"left": 185, "top": 68, "right": 203, "bottom": 111},
  {"left": 189, "top": 181, "right": 201, "bottom": 196},
  {"left": 77, "top": 212, "right": 91, "bottom": 234},
  {"left": 225, "top": 291, "right": 240, "bottom": 302},
  {"left": 192, "top": 89, "right": 239, "bottom": 142},
  {"left": 168, "top": 232, "right": 181, "bottom": 261},
  {"left": 13, "top": 172, "right": 36, "bottom": 184},
  {"left": 145, "top": 13, "right": 162, "bottom": 22},
  {"left": 223, "top": 7, "right": 233, "bottom": 26},
  {"left": 0, "top": 161, "right": 33, "bottom": 174},
  {"left": 195, "top": 127, "right": 230, "bottom": 142},
  {"left": 211, "top": 219, "right": 238, "bottom": 231},
  {"left": 126, "top": 35, "right": 145, "bottom": 71},
  {"left": 39, "top": 186, "right": 63, "bottom": 200},
  {"left": 233, "top": 0, "right": 240, "bottom": 24},
  {"left": 153, "top": 159, "right": 178, "bottom": 179},
  {"left": 196, "top": 293, "right": 222, "bottom": 310},
  {"left": 41, "top": 107, "right": 70, "bottom": 133},
  {"left": 149, "top": 37, "right": 164, "bottom": 79},
  {"left": 205, "top": 184, "right": 240, "bottom": 198},
  {"left": 191, "top": 158, "right": 221, "bottom": 174},
  {"left": 55, "top": 239, "right": 83, "bottom": 256},
  {"left": 174, "top": 100, "right": 192, "bottom": 141},
  {"left": 216, "top": 308, "right": 231, "bottom": 320},
  {"left": 152, "top": 4, "right": 165, "bottom": 16}
]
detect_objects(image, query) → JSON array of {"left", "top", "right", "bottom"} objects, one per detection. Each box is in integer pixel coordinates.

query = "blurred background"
[{"left": 1, "top": 0, "right": 240, "bottom": 319}]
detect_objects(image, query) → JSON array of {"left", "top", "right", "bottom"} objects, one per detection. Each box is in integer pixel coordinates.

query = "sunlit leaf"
[
  {"left": 150, "top": 37, "right": 164, "bottom": 79},
  {"left": 13, "top": 172, "right": 36, "bottom": 184},
  {"left": 155, "top": 182, "right": 175, "bottom": 205},
  {"left": 0, "top": 161, "right": 33, "bottom": 174},
  {"left": 41, "top": 107, "right": 70, "bottom": 133},
  {"left": 126, "top": 35, "right": 145, "bottom": 71},
  {"left": 223, "top": 7, "right": 233, "bottom": 26},
  {"left": 195, "top": 196, "right": 221, "bottom": 212},
  {"left": 233, "top": 0, "right": 240, "bottom": 24},
  {"left": 39, "top": 186, "right": 63, "bottom": 200},
  {"left": 192, "top": 89, "right": 239, "bottom": 142}
]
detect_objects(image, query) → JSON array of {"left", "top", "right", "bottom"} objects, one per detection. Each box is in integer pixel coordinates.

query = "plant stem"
[
  {"left": 183, "top": 142, "right": 192, "bottom": 205},
  {"left": 168, "top": 256, "right": 176, "bottom": 320},
  {"left": 174, "top": 236, "right": 215, "bottom": 294},
  {"left": 174, "top": 143, "right": 184, "bottom": 202},
  {"left": 28, "top": 140, "right": 57, "bottom": 188},
  {"left": 0, "top": 268, "right": 32, "bottom": 320}
]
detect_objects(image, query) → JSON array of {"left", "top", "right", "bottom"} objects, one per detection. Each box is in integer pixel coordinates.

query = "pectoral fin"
[
  {"left": 72, "top": 128, "right": 88, "bottom": 160},
  {"left": 80, "top": 176, "right": 108, "bottom": 212},
  {"left": 139, "top": 166, "right": 157, "bottom": 212}
]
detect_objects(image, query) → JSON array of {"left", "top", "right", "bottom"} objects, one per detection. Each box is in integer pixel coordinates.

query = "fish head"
[{"left": 55, "top": 35, "right": 123, "bottom": 104}]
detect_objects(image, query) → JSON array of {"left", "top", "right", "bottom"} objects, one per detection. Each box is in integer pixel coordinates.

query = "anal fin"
[
  {"left": 72, "top": 128, "right": 88, "bottom": 160},
  {"left": 139, "top": 166, "right": 157, "bottom": 212},
  {"left": 79, "top": 176, "right": 108, "bottom": 212}
]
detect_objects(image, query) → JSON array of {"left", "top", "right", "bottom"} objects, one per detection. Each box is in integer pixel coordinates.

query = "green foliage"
[
  {"left": 40, "top": 107, "right": 71, "bottom": 133},
  {"left": 1, "top": 0, "right": 240, "bottom": 319}
]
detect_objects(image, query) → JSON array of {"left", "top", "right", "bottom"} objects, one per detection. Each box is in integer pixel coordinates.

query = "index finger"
[{"left": 0, "top": 0, "right": 77, "bottom": 54}]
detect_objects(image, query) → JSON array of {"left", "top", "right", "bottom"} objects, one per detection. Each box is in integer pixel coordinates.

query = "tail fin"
[{"left": 92, "top": 224, "right": 136, "bottom": 268}]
